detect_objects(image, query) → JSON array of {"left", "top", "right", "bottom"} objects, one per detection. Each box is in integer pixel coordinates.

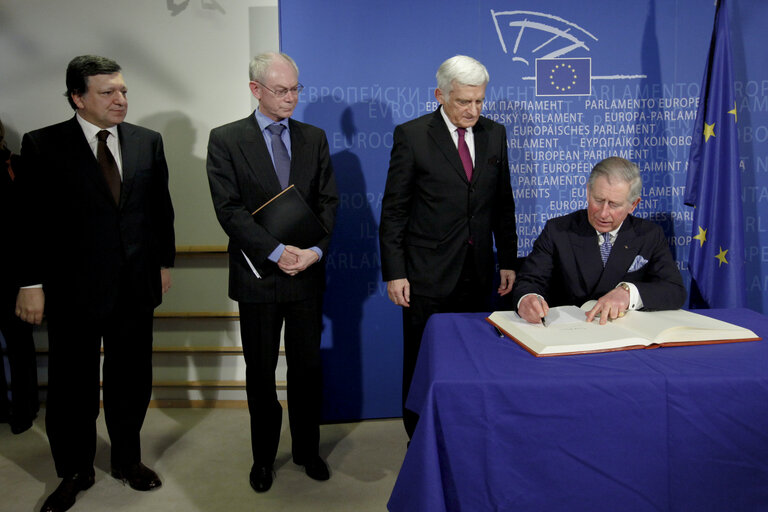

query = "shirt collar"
[
  {"left": 439, "top": 105, "right": 473, "bottom": 135},
  {"left": 596, "top": 223, "right": 623, "bottom": 242},
  {"left": 75, "top": 113, "right": 118, "bottom": 141},
  {"left": 254, "top": 109, "right": 289, "bottom": 133}
]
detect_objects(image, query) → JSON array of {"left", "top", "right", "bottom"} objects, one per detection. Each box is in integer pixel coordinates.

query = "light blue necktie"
[
  {"left": 267, "top": 123, "right": 290, "bottom": 189},
  {"left": 600, "top": 232, "right": 612, "bottom": 266}
]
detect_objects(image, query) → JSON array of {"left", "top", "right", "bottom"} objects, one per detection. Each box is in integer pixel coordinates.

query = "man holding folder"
[{"left": 206, "top": 52, "right": 338, "bottom": 492}]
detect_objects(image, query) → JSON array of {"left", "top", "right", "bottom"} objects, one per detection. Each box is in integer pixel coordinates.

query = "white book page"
[{"left": 488, "top": 309, "right": 648, "bottom": 355}]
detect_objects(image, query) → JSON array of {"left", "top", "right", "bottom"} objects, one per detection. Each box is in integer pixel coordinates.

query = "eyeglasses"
[{"left": 256, "top": 81, "right": 304, "bottom": 98}]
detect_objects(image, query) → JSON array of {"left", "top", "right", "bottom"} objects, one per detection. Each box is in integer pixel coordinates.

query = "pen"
[
  {"left": 537, "top": 296, "right": 548, "bottom": 327},
  {"left": 492, "top": 325, "right": 504, "bottom": 338}
]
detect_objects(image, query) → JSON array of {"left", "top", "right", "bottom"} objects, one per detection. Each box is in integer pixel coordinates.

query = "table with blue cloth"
[{"left": 388, "top": 308, "right": 768, "bottom": 512}]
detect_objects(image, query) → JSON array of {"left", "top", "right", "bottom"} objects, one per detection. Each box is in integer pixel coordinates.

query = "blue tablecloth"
[{"left": 388, "top": 308, "right": 768, "bottom": 512}]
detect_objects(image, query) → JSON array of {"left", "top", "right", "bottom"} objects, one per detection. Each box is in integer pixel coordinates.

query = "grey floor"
[{"left": 0, "top": 408, "right": 408, "bottom": 512}]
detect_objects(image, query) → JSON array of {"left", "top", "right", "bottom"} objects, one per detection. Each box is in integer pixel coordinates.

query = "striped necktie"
[
  {"left": 600, "top": 232, "right": 612, "bottom": 266},
  {"left": 267, "top": 123, "right": 290, "bottom": 189}
]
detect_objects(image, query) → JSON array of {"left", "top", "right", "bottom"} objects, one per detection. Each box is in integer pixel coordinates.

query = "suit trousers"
[
  {"left": 45, "top": 293, "right": 154, "bottom": 477},
  {"left": 239, "top": 296, "right": 323, "bottom": 467},
  {"left": 401, "top": 250, "right": 489, "bottom": 438},
  {"left": 0, "top": 291, "right": 39, "bottom": 425}
]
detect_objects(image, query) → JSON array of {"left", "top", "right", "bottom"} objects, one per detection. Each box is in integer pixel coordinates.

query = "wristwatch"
[{"left": 617, "top": 282, "right": 631, "bottom": 316}]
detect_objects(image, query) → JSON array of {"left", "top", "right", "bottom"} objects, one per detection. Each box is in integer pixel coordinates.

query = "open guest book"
[{"left": 486, "top": 302, "right": 761, "bottom": 357}]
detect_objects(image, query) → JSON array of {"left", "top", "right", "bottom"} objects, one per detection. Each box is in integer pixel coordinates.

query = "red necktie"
[{"left": 457, "top": 128, "right": 473, "bottom": 181}]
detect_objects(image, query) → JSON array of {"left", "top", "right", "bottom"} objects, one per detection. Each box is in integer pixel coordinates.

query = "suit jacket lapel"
[
  {"left": 117, "top": 123, "right": 136, "bottom": 208},
  {"left": 597, "top": 218, "right": 641, "bottom": 289},
  {"left": 427, "top": 109, "right": 468, "bottom": 183},
  {"left": 471, "top": 119, "right": 489, "bottom": 184},
  {"left": 239, "top": 115, "right": 282, "bottom": 197},
  {"left": 570, "top": 212, "right": 604, "bottom": 295},
  {"left": 288, "top": 119, "right": 307, "bottom": 189}
]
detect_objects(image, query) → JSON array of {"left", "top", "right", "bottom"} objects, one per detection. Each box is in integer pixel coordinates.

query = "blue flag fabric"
[
  {"left": 684, "top": 0, "right": 745, "bottom": 308},
  {"left": 535, "top": 58, "right": 591, "bottom": 96}
]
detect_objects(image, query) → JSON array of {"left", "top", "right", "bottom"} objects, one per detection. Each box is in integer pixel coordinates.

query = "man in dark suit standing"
[
  {"left": 379, "top": 55, "right": 519, "bottom": 439},
  {"left": 206, "top": 52, "right": 338, "bottom": 493},
  {"left": 512, "top": 156, "right": 686, "bottom": 324},
  {"left": 15, "top": 55, "right": 175, "bottom": 512}
]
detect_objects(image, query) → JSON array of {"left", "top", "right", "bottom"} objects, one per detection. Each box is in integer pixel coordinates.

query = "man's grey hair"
[
  {"left": 436, "top": 55, "right": 489, "bottom": 101},
  {"left": 249, "top": 52, "right": 299, "bottom": 83},
  {"left": 588, "top": 156, "right": 643, "bottom": 203}
]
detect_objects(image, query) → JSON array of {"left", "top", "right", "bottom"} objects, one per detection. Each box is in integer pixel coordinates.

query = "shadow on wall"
[
  {"left": 137, "top": 111, "right": 223, "bottom": 246},
  {"left": 304, "top": 95, "right": 395, "bottom": 421}
]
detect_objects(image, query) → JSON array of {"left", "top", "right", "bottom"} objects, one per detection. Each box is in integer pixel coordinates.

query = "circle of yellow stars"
[{"left": 549, "top": 63, "right": 578, "bottom": 92}]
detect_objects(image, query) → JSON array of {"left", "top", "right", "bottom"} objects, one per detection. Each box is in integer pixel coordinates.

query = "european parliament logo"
[{"left": 535, "top": 58, "right": 591, "bottom": 96}]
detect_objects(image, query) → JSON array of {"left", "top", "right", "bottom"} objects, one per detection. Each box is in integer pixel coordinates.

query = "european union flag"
[
  {"left": 535, "top": 58, "right": 591, "bottom": 96},
  {"left": 684, "top": 0, "right": 745, "bottom": 308}
]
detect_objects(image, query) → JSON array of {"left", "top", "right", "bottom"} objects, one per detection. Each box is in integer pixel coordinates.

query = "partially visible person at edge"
[{"left": 0, "top": 117, "right": 39, "bottom": 436}]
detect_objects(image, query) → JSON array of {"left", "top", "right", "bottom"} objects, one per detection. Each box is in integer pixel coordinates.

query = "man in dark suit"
[
  {"left": 15, "top": 55, "right": 175, "bottom": 512},
  {"left": 512, "top": 156, "right": 686, "bottom": 324},
  {"left": 206, "top": 52, "right": 338, "bottom": 493},
  {"left": 379, "top": 55, "right": 519, "bottom": 439}
]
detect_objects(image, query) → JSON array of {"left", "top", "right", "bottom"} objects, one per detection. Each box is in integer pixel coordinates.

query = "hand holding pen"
[{"left": 518, "top": 294, "right": 550, "bottom": 325}]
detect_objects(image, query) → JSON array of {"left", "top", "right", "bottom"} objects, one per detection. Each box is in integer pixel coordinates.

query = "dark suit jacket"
[
  {"left": 0, "top": 150, "right": 21, "bottom": 302},
  {"left": 17, "top": 117, "right": 175, "bottom": 318},
  {"left": 379, "top": 108, "right": 518, "bottom": 298},
  {"left": 206, "top": 114, "right": 338, "bottom": 303},
  {"left": 511, "top": 210, "right": 686, "bottom": 310}
]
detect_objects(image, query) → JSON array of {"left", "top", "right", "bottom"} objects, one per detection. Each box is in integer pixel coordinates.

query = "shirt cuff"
[
  {"left": 619, "top": 282, "right": 643, "bottom": 310},
  {"left": 517, "top": 292, "right": 544, "bottom": 311},
  {"left": 268, "top": 244, "right": 285, "bottom": 263}
]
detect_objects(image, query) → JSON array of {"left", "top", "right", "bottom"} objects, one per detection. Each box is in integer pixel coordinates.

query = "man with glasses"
[{"left": 206, "top": 52, "right": 338, "bottom": 493}]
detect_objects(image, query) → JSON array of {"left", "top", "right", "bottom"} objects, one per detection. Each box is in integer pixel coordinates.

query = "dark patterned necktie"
[
  {"left": 267, "top": 123, "right": 290, "bottom": 189},
  {"left": 457, "top": 127, "right": 473, "bottom": 181},
  {"left": 600, "top": 232, "right": 612, "bottom": 266},
  {"left": 96, "top": 130, "right": 121, "bottom": 204}
]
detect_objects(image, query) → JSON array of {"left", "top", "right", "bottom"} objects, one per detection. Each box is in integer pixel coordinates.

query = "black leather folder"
[{"left": 251, "top": 185, "right": 328, "bottom": 248}]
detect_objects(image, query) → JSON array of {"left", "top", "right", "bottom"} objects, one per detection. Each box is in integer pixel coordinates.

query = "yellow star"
[
  {"left": 728, "top": 101, "right": 737, "bottom": 123},
  {"left": 704, "top": 122, "right": 716, "bottom": 142},
  {"left": 715, "top": 246, "right": 729, "bottom": 267},
  {"left": 693, "top": 226, "right": 707, "bottom": 247}
]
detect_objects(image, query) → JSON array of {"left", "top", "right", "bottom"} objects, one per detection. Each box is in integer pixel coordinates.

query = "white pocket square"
[{"left": 628, "top": 255, "right": 648, "bottom": 272}]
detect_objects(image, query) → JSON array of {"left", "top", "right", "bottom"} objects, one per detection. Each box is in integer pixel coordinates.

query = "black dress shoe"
[
  {"left": 40, "top": 472, "right": 95, "bottom": 512},
  {"left": 111, "top": 462, "right": 162, "bottom": 491},
  {"left": 10, "top": 416, "right": 34, "bottom": 434},
  {"left": 299, "top": 456, "right": 330, "bottom": 481},
  {"left": 249, "top": 465, "right": 274, "bottom": 493}
]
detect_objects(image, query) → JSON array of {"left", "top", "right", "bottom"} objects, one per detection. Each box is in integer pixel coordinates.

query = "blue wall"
[{"left": 279, "top": 0, "right": 768, "bottom": 420}]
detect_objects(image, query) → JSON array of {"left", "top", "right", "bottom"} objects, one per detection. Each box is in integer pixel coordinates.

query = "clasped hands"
[
  {"left": 278, "top": 245, "right": 319, "bottom": 276},
  {"left": 519, "top": 286, "right": 630, "bottom": 326}
]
